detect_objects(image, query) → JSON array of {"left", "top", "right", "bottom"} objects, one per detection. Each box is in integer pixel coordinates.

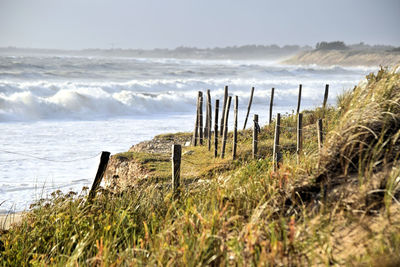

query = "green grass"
[{"left": 1, "top": 67, "right": 400, "bottom": 266}]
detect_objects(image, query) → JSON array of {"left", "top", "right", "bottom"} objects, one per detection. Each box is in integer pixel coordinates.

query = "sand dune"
[
  {"left": 0, "top": 213, "right": 24, "bottom": 230},
  {"left": 282, "top": 50, "right": 400, "bottom": 66}
]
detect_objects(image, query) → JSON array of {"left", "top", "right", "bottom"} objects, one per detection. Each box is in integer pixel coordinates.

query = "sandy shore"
[
  {"left": 282, "top": 50, "right": 400, "bottom": 67},
  {"left": 0, "top": 212, "right": 24, "bottom": 230}
]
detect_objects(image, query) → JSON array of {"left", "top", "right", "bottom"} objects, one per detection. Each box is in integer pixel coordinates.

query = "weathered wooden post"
[
  {"left": 199, "top": 93, "right": 204, "bottom": 145},
  {"left": 88, "top": 151, "right": 111, "bottom": 203},
  {"left": 322, "top": 84, "right": 329, "bottom": 119},
  {"left": 221, "top": 96, "right": 232, "bottom": 159},
  {"left": 273, "top": 113, "right": 281, "bottom": 170},
  {"left": 207, "top": 90, "right": 212, "bottom": 150},
  {"left": 297, "top": 84, "right": 302, "bottom": 114},
  {"left": 204, "top": 89, "right": 210, "bottom": 139},
  {"left": 317, "top": 118, "right": 323, "bottom": 150},
  {"left": 243, "top": 86, "right": 254, "bottom": 130},
  {"left": 323, "top": 84, "right": 329, "bottom": 110},
  {"left": 269, "top": 87, "right": 275, "bottom": 124},
  {"left": 220, "top": 85, "right": 228, "bottom": 136},
  {"left": 172, "top": 144, "right": 182, "bottom": 195},
  {"left": 233, "top": 96, "right": 238, "bottom": 159},
  {"left": 297, "top": 113, "right": 303, "bottom": 162},
  {"left": 253, "top": 114, "right": 259, "bottom": 159},
  {"left": 214, "top": 99, "right": 219, "bottom": 158},
  {"left": 192, "top": 91, "right": 201, "bottom": 146}
]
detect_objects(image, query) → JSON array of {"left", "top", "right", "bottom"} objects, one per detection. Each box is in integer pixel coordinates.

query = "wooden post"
[
  {"left": 204, "top": 90, "right": 210, "bottom": 139},
  {"left": 269, "top": 87, "right": 275, "bottom": 124},
  {"left": 317, "top": 118, "right": 323, "bottom": 150},
  {"left": 233, "top": 96, "right": 238, "bottom": 159},
  {"left": 323, "top": 84, "right": 329, "bottom": 110},
  {"left": 172, "top": 144, "right": 182, "bottom": 194},
  {"left": 221, "top": 96, "right": 232, "bottom": 159},
  {"left": 296, "top": 84, "right": 302, "bottom": 114},
  {"left": 297, "top": 113, "right": 303, "bottom": 162},
  {"left": 192, "top": 91, "right": 201, "bottom": 146},
  {"left": 243, "top": 86, "right": 254, "bottom": 130},
  {"left": 199, "top": 94, "right": 204, "bottom": 145},
  {"left": 207, "top": 90, "right": 212, "bottom": 151},
  {"left": 273, "top": 113, "right": 281, "bottom": 170},
  {"left": 220, "top": 85, "right": 228, "bottom": 136},
  {"left": 214, "top": 99, "right": 219, "bottom": 158},
  {"left": 88, "top": 151, "right": 110, "bottom": 203},
  {"left": 253, "top": 114, "right": 258, "bottom": 159}
]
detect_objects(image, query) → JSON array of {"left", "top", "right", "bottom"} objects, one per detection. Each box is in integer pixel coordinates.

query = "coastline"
[{"left": 282, "top": 50, "right": 400, "bottom": 67}]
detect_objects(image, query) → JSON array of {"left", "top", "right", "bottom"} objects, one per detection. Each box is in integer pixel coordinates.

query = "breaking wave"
[{"left": 0, "top": 55, "right": 372, "bottom": 121}]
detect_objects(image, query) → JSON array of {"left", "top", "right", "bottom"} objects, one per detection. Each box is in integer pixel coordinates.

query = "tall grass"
[{"left": 1, "top": 68, "right": 400, "bottom": 266}]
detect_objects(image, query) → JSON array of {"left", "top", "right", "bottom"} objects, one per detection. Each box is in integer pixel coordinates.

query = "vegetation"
[
  {"left": 315, "top": 41, "right": 348, "bottom": 51},
  {"left": 1, "top": 68, "right": 400, "bottom": 266}
]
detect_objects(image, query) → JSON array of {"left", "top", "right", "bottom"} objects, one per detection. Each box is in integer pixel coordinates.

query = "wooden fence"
[{"left": 88, "top": 84, "right": 329, "bottom": 201}]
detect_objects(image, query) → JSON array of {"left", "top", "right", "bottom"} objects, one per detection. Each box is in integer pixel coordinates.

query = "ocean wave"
[
  {"left": 0, "top": 55, "right": 370, "bottom": 121},
  {"left": 0, "top": 76, "right": 360, "bottom": 122}
]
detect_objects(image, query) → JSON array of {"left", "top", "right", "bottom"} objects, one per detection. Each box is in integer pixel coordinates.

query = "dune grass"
[{"left": 1, "top": 68, "right": 400, "bottom": 266}]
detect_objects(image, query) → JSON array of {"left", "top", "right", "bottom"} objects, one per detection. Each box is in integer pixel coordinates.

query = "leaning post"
[
  {"left": 221, "top": 96, "right": 232, "bottom": 159},
  {"left": 243, "top": 86, "right": 255, "bottom": 130},
  {"left": 220, "top": 85, "right": 228, "bottom": 136},
  {"left": 269, "top": 87, "right": 275, "bottom": 124},
  {"left": 323, "top": 84, "right": 329, "bottom": 110},
  {"left": 88, "top": 151, "right": 111, "bottom": 203},
  {"left": 296, "top": 84, "right": 302, "bottom": 114}
]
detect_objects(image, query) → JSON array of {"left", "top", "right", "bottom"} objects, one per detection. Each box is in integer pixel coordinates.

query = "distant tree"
[{"left": 315, "top": 41, "right": 348, "bottom": 50}]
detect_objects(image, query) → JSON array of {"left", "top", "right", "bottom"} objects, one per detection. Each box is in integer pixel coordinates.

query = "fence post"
[
  {"left": 221, "top": 96, "right": 232, "bottom": 159},
  {"left": 207, "top": 90, "right": 212, "bottom": 150},
  {"left": 273, "top": 113, "right": 281, "bottom": 171},
  {"left": 243, "top": 86, "right": 254, "bottom": 130},
  {"left": 269, "top": 87, "right": 275, "bottom": 124},
  {"left": 322, "top": 84, "right": 329, "bottom": 119},
  {"left": 220, "top": 85, "right": 228, "bottom": 136},
  {"left": 199, "top": 93, "right": 204, "bottom": 145},
  {"left": 233, "top": 96, "right": 238, "bottom": 159},
  {"left": 297, "top": 113, "right": 303, "bottom": 162},
  {"left": 253, "top": 114, "right": 258, "bottom": 159},
  {"left": 297, "top": 84, "right": 302, "bottom": 114},
  {"left": 204, "top": 89, "right": 210, "bottom": 139},
  {"left": 323, "top": 84, "right": 329, "bottom": 110},
  {"left": 172, "top": 144, "right": 182, "bottom": 195},
  {"left": 214, "top": 99, "right": 219, "bottom": 158},
  {"left": 192, "top": 91, "right": 201, "bottom": 146},
  {"left": 88, "top": 151, "right": 111, "bottom": 203},
  {"left": 317, "top": 118, "right": 323, "bottom": 150}
]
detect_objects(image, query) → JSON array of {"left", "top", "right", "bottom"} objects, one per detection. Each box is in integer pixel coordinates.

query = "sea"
[{"left": 0, "top": 53, "right": 376, "bottom": 213}]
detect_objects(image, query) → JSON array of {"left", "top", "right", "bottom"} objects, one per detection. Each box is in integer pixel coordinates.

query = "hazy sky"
[{"left": 0, "top": 0, "right": 399, "bottom": 49}]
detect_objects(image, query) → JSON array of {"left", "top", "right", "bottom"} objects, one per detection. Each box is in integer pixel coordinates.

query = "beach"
[{"left": 0, "top": 213, "right": 24, "bottom": 230}]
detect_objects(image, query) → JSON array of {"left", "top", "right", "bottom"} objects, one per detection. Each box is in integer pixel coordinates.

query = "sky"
[{"left": 0, "top": 0, "right": 399, "bottom": 50}]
